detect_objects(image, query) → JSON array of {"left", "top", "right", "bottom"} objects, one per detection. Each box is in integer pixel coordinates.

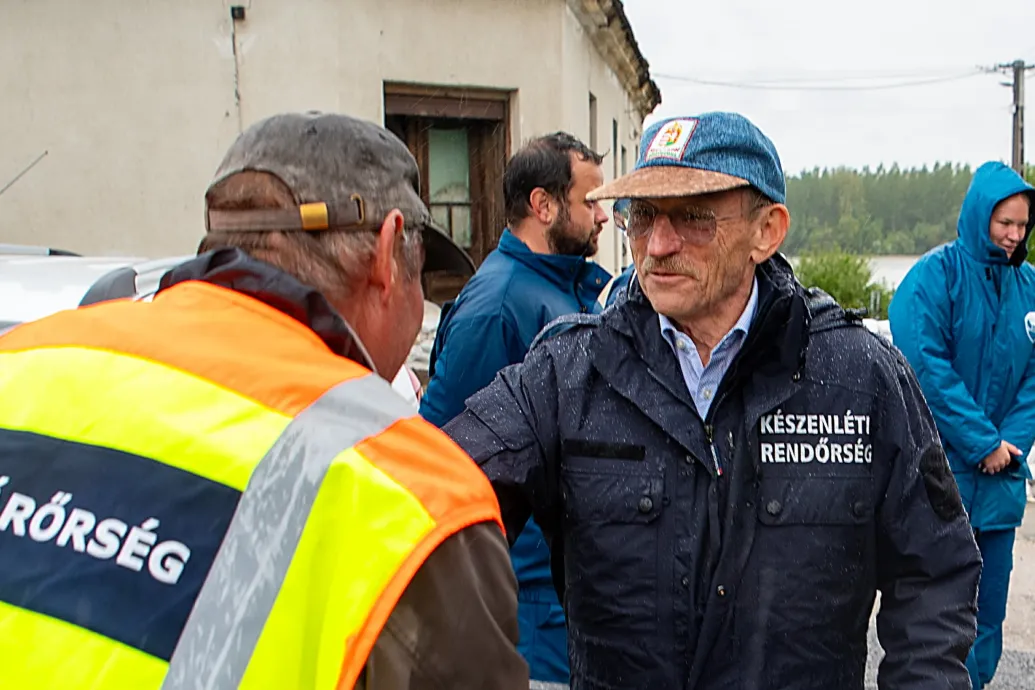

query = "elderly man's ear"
[
  {"left": 750, "top": 204, "right": 790, "bottom": 265},
  {"left": 371, "top": 210, "right": 407, "bottom": 295}
]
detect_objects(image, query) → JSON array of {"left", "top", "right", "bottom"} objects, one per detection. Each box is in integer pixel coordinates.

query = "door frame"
[{"left": 384, "top": 82, "right": 512, "bottom": 269}]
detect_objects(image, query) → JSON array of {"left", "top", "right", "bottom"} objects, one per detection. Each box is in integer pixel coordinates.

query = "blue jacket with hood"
[
  {"left": 605, "top": 264, "right": 636, "bottom": 307},
  {"left": 420, "top": 229, "right": 610, "bottom": 680},
  {"left": 889, "top": 162, "right": 1035, "bottom": 531}
]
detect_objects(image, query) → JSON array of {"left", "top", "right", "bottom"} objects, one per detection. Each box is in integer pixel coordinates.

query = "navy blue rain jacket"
[
  {"left": 444, "top": 256, "right": 980, "bottom": 689},
  {"left": 605, "top": 265, "right": 636, "bottom": 307}
]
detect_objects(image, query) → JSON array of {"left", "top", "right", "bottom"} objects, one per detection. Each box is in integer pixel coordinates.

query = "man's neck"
[
  {"left": 510, "top": 222, "right": 551, "bottom": 254},
  {"left": 677, "top": 275, "right": 755, "bottom": 366}
]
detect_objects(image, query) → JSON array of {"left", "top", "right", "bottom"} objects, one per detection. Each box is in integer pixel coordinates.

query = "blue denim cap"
[{"left": 587, "top": 112, "right": 786, "bottom": 204}]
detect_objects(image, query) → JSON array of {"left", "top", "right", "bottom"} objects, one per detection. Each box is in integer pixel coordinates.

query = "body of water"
[
  {"left": 788, "top": 254, "right": 922, "bottom": 290},
  {"left": 866, "top": 255, "right": 922, "bottom": 289}
]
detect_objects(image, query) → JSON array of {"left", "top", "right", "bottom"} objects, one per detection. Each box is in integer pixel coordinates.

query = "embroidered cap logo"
[{"left": 644, "top": 118, "right": 699, "bottom": 162}]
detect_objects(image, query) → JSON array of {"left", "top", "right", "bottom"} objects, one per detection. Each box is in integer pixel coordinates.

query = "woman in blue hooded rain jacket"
[{"left": 888, "top": 161, "right": 1035, "bottom": 689}]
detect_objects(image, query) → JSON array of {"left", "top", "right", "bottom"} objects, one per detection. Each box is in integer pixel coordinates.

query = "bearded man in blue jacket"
[
  {"left": 889, "top": 161, "right": 1035, "bottom": 689},
  {"left": 420, "top": 132, "right": 611, "bottom": 687}
]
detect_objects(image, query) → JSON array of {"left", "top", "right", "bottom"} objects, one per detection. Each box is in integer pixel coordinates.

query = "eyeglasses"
[{"left": 613, "top": 197, "right": 770, "bottom": 246}]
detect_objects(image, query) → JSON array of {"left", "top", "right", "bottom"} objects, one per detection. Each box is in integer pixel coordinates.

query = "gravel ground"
[{"left": 866, "top": 503, "right": 1035, "bottom": 689}]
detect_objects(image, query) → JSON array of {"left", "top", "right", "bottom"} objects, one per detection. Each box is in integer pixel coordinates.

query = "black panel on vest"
[{"left": 0, "top": 428, "right": 242, "bottom": 660}]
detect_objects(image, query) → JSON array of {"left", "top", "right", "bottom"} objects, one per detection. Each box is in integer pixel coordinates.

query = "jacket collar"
[
  {"left": 157, "top": 248, "right": 378, "bottom": 372},
  {"left": 497, "top": 229, "right": 612, "bottom": 299},
  {"left": 591, "top": 255, "right": 815, "bottom": 448},
  {"left": 610, "top": 254, "right": 811, "bottom": 378}
]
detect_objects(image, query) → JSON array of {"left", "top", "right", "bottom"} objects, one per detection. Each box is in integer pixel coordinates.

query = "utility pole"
[{"left": 995, "top": 60, "right": 1034, "bottom": 174}]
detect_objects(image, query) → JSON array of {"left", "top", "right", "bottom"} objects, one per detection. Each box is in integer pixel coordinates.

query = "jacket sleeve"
[
  {"left": 605, "top": 268, "right": 633, "bottom": 308},
  {"left": 357, "top": 522, "right": 529, "bottom": 690},
  {"left": 442, "top": 345, "right": 560, "bottom": 546},
  {"left": 995, "top": 344, "right": 1035, "bottom": 462},
  {"left": 419, "top": 312, "right": 527, "bottom": 429},
  {"left": 888, "top": 258, "right": 1001, "bottom": 465},
  {"left": 874, "top": 357, "right": 981, "bottom": 689}
]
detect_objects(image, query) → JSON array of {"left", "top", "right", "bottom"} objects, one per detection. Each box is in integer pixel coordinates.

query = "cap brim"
[
  {"left": 422, "top": 222, "right": 476, "bottom": 279},
  {"left": 586, "top": 166, "right": 750, "bottom": 201}
]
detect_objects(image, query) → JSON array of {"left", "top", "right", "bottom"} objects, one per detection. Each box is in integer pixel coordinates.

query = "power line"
[
  {"left": 736, "top": 71, "right": 976, "bottom": 84},
  {"left": 668, "top": 66, "right": 986, "bottom": 85},
  {"left": 653, "top": 70, "right": 985, "bottom": 91}
]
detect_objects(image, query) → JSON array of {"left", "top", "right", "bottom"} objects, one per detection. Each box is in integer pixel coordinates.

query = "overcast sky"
[{"left": 623, "top": 0, "right": 1035, "bottom": 175}]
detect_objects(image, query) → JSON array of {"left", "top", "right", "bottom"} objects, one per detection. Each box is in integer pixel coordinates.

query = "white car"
[
  {"left": 0, "top": 244, "right": 191, "bottom": 331},
  {"left": 0, "top": 244, "right": 424, "bottom": 405}
]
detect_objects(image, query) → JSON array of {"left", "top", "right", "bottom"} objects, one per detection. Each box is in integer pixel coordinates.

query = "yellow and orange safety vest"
[{"left": 0, "top": 280, "right": 502, "bottom": 689}]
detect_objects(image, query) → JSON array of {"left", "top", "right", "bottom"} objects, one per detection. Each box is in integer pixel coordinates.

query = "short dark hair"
[{"left": 504, "top": 132, "right": 604, "bottom": 227}]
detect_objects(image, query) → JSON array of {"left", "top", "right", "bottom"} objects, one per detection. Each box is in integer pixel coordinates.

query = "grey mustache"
[{"left": 640, "top": 257, "right": 698, "bottom": 279}]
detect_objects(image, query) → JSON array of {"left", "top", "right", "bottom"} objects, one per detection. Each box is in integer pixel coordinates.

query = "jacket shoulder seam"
[
  {"left": 799, "top": 374, "right": 893, "bottom": 405},
  {"left": 528, "top": 313, "right": 600, "bottom": 352}
]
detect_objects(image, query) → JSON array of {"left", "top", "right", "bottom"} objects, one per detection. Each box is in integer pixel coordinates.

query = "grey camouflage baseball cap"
[{"left": 205, "top": 111, "right": 475, "bottom": 277}]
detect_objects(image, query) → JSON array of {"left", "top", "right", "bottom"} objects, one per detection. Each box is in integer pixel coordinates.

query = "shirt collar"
[{"left": 659, "top": 276, "right": 759, "bottom": 352}]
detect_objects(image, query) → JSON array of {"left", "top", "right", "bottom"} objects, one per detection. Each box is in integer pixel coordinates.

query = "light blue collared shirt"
[{"left": 660, "top": 278, "right": 759, "bottom": 419}]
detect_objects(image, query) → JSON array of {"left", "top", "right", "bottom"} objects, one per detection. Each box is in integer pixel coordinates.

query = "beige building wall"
[
  {"left": 559, "top": 4, "right": 643, "bottom": 274},
  {"left": 0, "top": 0, "right": 239, "bottom": 258},
  {"left": 0, "top": 0, "right": 651, "bottom": 277}
]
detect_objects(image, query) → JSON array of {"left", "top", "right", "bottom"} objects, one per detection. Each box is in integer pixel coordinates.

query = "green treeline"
[
  {"left": 784, "top": 163, "right": 978, "bottom": 256},
  {"left": 784, "top": 164, "right": 1034, "bottom": 319}
]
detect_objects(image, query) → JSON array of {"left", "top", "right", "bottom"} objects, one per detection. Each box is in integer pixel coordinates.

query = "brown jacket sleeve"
[{"left": 354, "top": 521, "right": 530, "bottom": 690}]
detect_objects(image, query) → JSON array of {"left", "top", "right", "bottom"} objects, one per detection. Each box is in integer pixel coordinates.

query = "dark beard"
[{"left": 546, "top": 204, "right": 595, "bottom": 257}]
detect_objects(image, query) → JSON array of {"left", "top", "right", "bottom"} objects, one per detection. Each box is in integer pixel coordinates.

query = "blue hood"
[{"left": 957, "top": 161, "right": 1035, "bottom": 266}]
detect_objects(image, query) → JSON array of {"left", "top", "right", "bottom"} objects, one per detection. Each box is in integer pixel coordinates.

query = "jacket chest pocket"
[
  {"left": 755, "top": 475, "right": 875, "bottom": 574},
  {"left": 741, "top": 477, "right": 877, "bottom": 657},
  {"left": 559, "top": 440, "right": 664, "bottom": 637},
  {"left": 758, "top": 476, "right": 873, "bottom": 526},
  {"left": 560, "top": 440, "right": 663, "bottom": 525},
  {"left": 748, "top": 475, "right": 875, "bottom": 629}
]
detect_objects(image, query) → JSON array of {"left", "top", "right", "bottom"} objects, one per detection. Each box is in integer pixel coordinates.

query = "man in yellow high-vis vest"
[{"left": 0, "top": 112, "right": 529, "bottom": 689}]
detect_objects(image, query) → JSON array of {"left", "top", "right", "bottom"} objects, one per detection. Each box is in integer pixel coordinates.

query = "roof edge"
[{"left": 568, "top": 0, "right": 662, "bottom": 120}]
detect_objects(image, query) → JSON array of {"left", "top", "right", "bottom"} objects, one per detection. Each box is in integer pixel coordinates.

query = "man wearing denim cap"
[{"left": 442, "top": 112, "right": 981, "bottom": 689}]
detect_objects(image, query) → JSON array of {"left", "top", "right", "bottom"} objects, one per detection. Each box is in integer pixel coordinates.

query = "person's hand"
[{"left": 980, "top": 440, "right": 1021, "bottom": 474}]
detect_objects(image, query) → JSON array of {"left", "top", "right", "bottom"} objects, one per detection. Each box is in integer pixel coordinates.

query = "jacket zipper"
[
  {"left": 700, "top": 297, "right": 780, "bottom": 477},
  {"left": 705, "top": 424, "right": 722, "bottom": 477},
  {"left": 704, "top": 379, "right": 737, "bottom": 478}
]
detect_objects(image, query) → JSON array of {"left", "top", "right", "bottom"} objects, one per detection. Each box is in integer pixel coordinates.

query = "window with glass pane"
[{"left": 428, "top": 128, "right": 472, "bottom": 249}]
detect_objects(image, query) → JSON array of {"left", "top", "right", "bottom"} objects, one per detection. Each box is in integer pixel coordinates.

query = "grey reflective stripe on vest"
[{"left": 161, "top": 374, "right": 414, "bottom": 690}]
